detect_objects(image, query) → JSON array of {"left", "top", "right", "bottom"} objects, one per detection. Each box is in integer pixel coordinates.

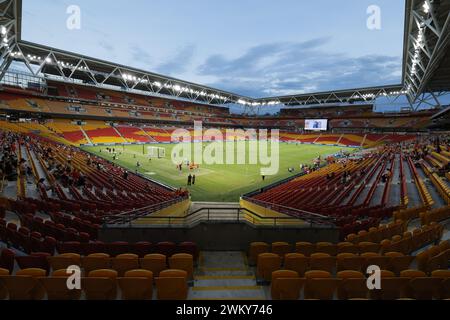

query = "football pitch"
[{"left": 82, "top": 143, "right": 355, "bottom": 202}]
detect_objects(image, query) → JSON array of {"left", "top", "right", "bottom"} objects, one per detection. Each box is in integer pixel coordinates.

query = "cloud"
[
  {"left": 155, "top": 44, "right": 196, "bottom": 75},
  {"left": 197, "top": 37, "right": 402, "bottom": 97},
  {"left": 130, "top": 44, "right": 153, "bottom": 66},
  {"left": 98, "top": 40, "right": 115, "bottom": 52}
]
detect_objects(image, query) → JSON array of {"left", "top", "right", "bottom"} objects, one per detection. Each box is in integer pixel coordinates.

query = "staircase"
[
  {"left": 189, "top": 252, "right": 266, "bottom": 300},
  {"left": 140, "top": 127, "right": 157, "bottom": 143},
  {"left": 360, "top": 134, "right": 367, "bottom": 148},
  {"left": 79, "top": 126, "right": 93, "bottom": 145},
  {"left": 112, "top": 126, "right": 128, "bottom": 143}
]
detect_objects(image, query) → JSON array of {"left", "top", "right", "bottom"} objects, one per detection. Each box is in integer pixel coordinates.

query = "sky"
[{"left": 20, "top": 0, "right": 407, "bottom": 100}]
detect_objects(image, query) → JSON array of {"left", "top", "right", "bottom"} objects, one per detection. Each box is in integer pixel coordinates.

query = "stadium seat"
[
  {"left": 83, "top": 269, "right": 118, "bottom": 300},
  {"left": 370, "top": 277, "right": 410, "bottom": 300},
  {"left": 39, "top": 274, "right": 82, "bottom": 300},
  {"left": 295, "top": 242, "right": 315, "bottom": 257},
  {"left": 16, "top": 253, "right": 50, "bottom": 275},
  {"left": 304, "top": 271, "right": 337, "bottom": 300},
  {"left": 361, "top": 253, "right": 390, "bottom": 271},
  {"left": 57, "top": 241, "right": 82, "bottom": 255},
  {"left": 408, "top": 278, "right": 443, "bottom": 300},
  {"left": 83, "top": 241, "right": 107, "bottom": 256},
  {"left": 271, "top": 270, "right": 301, "bottom": 300},
  {"left": 284, "top": 253, "right": 308, "bottom": 277},
  {"left": 436, "top": 278, "right": 450, "bottom": 300},
  {"left": 256, "top": 253, "right": 282, "bottom": 282},
  {"left": 140, "top": 254, "right": 167, "bottom": 277},
  {"left": 118, "top": 270, "right": 153, "bottom": 300},
  {"left": 155, "top": 242, "right": 177, "bottom": 258},
  {"left": 336, "top": 271, "right": 367, "bottom": 300},
  {"left": 130, "top": 242, "right": 153, "bottom": 258},
  {"left": 316, "top": 242, "right": 337, "bottom": 256},
  {"left": 0, "top": 267, "right": 9, "bottom": 300},
  {"left": 384, "top": 252, "right": 414, "bottom": 275},
  {"left": 156, "top": 269, "right": 188, "bottom": 300},
  {"left": 107, "top": 242, "right": 130, "bottom": 257},
  {"left": 0, "top": 249, "right": 15, "bottom": 274},
  {"left": 336, "top": 253, "right": 364, "bottom": 272},
  {"left": 427, "top": 250, "right": 450, "bottom": 272},
  {"left": 271, "top": 242, "right": 291, "bottom": 259},
  {"left": 249, "top": 242, "right": 269, "bottom": 266},
  {"left": 48, "top": 253, "right": 81, "bottom": 271},
  {"left": 337, "top": 242, "right": 359, "bottom": 254},
  {"left": 177, "top": 242, "right": 199, "bottom": 262},
  {"left": 168, "top": 254, "right": 194, "bottom": 280},
  {"left": 2, "top": 268, "right": 47, "bottom": 300},
  {"left": 111, "top": 254, "right": 140, "bottom": 276},
  {"left": 358, "top": 242, "right": 380, "bottom": 254},
  {"left": 309, "top": 253, "right": 335, "bottom": 273},
  {"left": 82, "top": 253, "right": 111, "bottom": 275}
]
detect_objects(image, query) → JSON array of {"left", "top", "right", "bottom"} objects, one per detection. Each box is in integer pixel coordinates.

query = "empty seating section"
[
  {"left": 82, "top": 123, "right": 124, "bottom": 144},
  {"left": 116, "top": 126, "right": 151, "bottom": 143},
  {"left": 142, "top": 128, "right": 172, "bottom": 142},
  {"left": 46, "top": 120, "right": 87, "bottom": 145},
  {"left": 251, "top": 222, "right": 448, "bottom": 300},
  {"left": 0, "top": 241, "right": 197, "bottom": 300},
  {"left": 269, "top": 269, "right": 450, "bottom": 300},
  {"left": 249, "top": 152, "right": 393, "bottom": 218}
]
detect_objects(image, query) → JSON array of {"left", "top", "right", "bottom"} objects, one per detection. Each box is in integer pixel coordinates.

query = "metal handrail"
[
  {"left": 241, "top": 196, "right": 335, "bottom": 222},
  {"left": 106, "top": 206, "right": 336, "bottom": 228}
]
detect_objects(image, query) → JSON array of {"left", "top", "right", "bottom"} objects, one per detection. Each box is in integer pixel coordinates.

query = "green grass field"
[{"left": 82, "top": 143, "right": 354, "bottom": 202}]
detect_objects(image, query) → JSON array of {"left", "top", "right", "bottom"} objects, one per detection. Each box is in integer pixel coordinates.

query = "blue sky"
[{"left": 21, "top": 0, "right": 406, "bottom": 98}]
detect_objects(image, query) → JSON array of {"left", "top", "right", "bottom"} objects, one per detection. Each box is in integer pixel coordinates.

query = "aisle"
[{"left": 188, "top": 251, "right": 267, "bottom": 300}]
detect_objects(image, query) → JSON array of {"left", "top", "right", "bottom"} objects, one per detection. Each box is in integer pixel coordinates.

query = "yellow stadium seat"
[
  {"left": 358, "top": 242, "right": 380, "bottom": 254},
  {"left": 111, "top": 254, "right": 140, "bottom": 277},
  {"left": 408, "top": 278, "right": 443, "bottom": 300},
  {"left": 336, "top": 253, "right": 364, "bottom": 272},
  {"left": 118, "top": 270, "right": 153, "bottom": 300},
  {"left": 249, "top": 242, "right": 269, "bottom": 266},
  {"left": 337, "top": 271, "right": 367, "bottom": 300},
  {"left": 39, "top": 276, "right": 82, "bottom": 300},
  {"left": 337, "top": 242, "right": 359, "bottom": 254},
  {"left": 168, "top": 254, "right": 194, "bottom": 280},
  {"left": 271, "top": 242, "right": 291, "bottom": 259},
  {"left": 0, "top": 268, "right": 10, "bottom": 300},
  {"left": 370, "top": 277, "right": 410, "bottom": 300},
  {"left": 155, "top": 269, "right": 188, "bottom": 300},
  {"left": 309, "top": 253, "right": 335, "bottom": 273},
  {"left": 140, "top": 254, "right": 167, "bottom": 277},
  {"left": 295, "top": 242, "right": 315, "bottom": 257},
  {"left": 48, "top": 253, "right": 81, "bottom": 271},
  {"left": 82, "top": 253, "right": 111, "bottom": 275},
  {"left": 316, "top": 242, "right": 337, "bottom": 256},
  {"left": 284, "top": 253, "right": 308, "bottom": 277},
  {"left": 83, "top": 269, "right": 118, "bottom": 300},
  {"left": 2, "top": 268, "right": 46, "bottom": 300},
  {"left": 271, "top": 270, "right": 301, "bottom": 300},
  {"left": 256, "top": 253, "right": 282, "bottom": 282}
]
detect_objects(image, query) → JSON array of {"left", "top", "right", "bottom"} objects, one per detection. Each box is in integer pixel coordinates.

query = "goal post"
[{"left": 147, "top": 146, "right": 166, "bottom": 159}]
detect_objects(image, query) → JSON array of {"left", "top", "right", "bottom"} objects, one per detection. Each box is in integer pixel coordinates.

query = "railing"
[
  {"left": 102, "top": 196, "right": 190, "bottom": 225},
  {"left": 241, "top": 197, "right": 336, "bottom": 225},
  {"left": 104, "top": 206, "right": 336, "bottom": 229}
]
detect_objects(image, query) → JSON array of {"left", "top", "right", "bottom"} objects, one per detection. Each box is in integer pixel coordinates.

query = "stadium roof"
[
  {"left": 403, "top": 0, "right": 450, "bottom": 102},
  {"left": 0, "top": 0, "right": 449, "bottom": 108}
]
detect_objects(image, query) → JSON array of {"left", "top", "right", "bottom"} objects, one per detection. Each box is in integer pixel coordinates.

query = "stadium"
[{"left": 0, "top": 0, "right": 449, "bottom": 305}]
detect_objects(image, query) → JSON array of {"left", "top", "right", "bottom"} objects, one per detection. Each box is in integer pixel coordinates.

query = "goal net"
[{"left": 148, "top": 146, "right": 166, "bottom": 159}]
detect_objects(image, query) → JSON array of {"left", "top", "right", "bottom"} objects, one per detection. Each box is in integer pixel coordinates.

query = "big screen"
[{"left": 305, "top": 119, "right": 328, "bottom": 131}]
